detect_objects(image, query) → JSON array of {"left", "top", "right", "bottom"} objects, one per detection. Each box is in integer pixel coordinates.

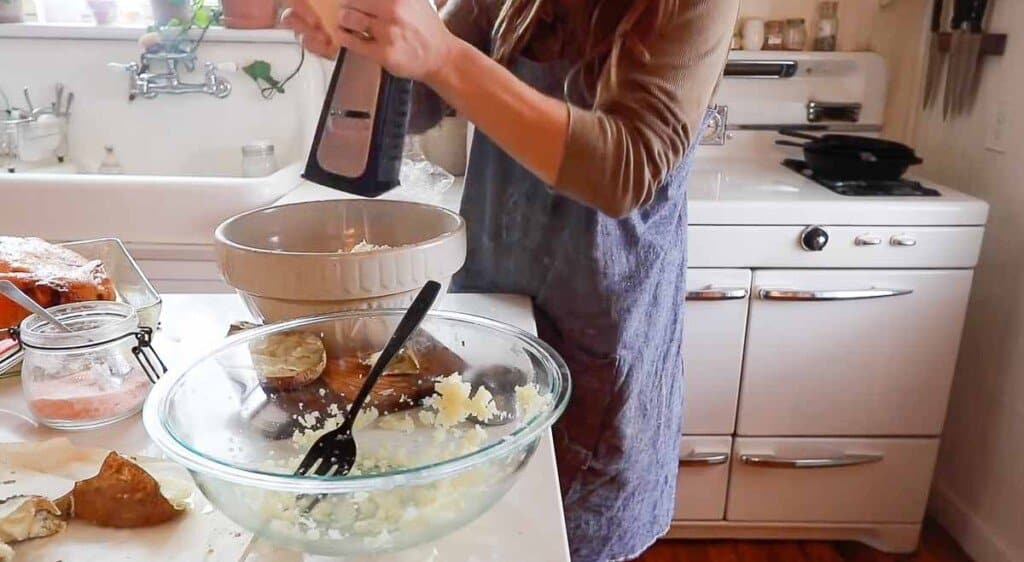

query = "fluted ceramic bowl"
[
  {"left": 143, "top": 309, "right": 570, "bottom": 556},
  {"left": 215, "top": 200, "right": 467, "bottom": 322}
]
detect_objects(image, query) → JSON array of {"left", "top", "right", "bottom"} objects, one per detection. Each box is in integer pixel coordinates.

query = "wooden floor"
[{"left": 635, "top": 520, "right": 972, "bottom": 562}]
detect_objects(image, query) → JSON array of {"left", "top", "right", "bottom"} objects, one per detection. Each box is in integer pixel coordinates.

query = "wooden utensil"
[
  {"left": 943, "top": 0, "right": 970, "bottom": 119},
  {"left": 923, "top": 0, "right": 945, "bottom": 109}
]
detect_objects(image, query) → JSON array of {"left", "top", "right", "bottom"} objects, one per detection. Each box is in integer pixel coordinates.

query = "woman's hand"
[
  {"left": 282, "top": 0, "right": 458, "bottom": 85},
  {"left": 280, "top": 5, "right": 338, "bottom": 59}
]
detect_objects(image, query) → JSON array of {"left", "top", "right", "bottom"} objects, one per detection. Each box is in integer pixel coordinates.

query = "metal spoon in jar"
[{"left": 0, "top": 281, "right": 73, "bottom": 333}]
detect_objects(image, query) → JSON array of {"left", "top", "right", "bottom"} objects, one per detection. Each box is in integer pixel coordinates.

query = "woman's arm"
[
  {"left": 426, "top": 40, "right": 570, "bottom": 181},
  {"left": 327, "top": 0, "right": 569, "bottom": 183},
  {"left": 408, "top": 0, "right": 495, "bottom": 133},
  {"left": 556, "top": 0, "right": 740, "bottom": 217},
  {"left": 292, "top": 0, "right": 737, "bottom": 217},
  {"left": 283, "top": 0, "right": 495, "bottom": 134}
]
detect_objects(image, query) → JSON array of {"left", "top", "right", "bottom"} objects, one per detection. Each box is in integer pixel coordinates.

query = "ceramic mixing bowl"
[
  {"left": 143, "top": 309, "right": 570, "bottom": 556},
  {"left": 215, "top": 200, "right": 467, "bottom": 322}
]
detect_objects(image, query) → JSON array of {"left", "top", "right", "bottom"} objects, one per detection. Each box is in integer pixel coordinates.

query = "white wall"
[{"left": 910, "top": 1, "right": 1024, "bottom": 561}]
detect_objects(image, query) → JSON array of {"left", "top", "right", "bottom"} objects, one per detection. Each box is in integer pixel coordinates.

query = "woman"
[{"left": 284, "top": 1, "right": 738, "bottom": 560}]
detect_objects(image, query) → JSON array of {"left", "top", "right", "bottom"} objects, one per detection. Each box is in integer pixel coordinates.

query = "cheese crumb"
[
  {"left": 429, "top": 373, "right": 497, "bottom": 428},
  {"left": 377, "top": 413, "right": 415, "bottom": 433},
  {"left": 515, "top": 383, "right": 550, "bottom": 420}
]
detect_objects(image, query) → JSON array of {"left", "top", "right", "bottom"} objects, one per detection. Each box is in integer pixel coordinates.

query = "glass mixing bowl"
[{"left": 143, "top": 310, "right": 570, "bottom": 556}]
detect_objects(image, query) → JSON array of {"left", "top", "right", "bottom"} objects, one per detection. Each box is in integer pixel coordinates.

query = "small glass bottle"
[
  {"left": 97, "top": 144, "right": 123, "bottom": 174},
  {"left": 764, "top": 20, "right": 785, "bottom": 51},
  {"left": 784, "top": 18, "right": 807, "bottom": 51},
  {"left": 242, "top": 141, "right": 278, "bottom": 177},
  {"left": 815, "top": 1, "right": 839, "bottom": 51}
]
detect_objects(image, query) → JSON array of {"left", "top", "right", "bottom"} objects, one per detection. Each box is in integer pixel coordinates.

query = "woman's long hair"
[{"left": 491, "top": 0, "right": 672, "bottom": 104}]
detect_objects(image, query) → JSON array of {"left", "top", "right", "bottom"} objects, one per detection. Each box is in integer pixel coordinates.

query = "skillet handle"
[
  {"left": 778, "top": 129, "right": 822, "bottom": 141},
  {"left": 775, "top": 140, "right": 806, "bottom": 148}
]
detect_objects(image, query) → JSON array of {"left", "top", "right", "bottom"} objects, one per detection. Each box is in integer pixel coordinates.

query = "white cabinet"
[
  {"left": 683, "top": 269, "right": 751, "bottom": 434},
  {"left": 674, "top": 436, "right": 733, "bottom": 520},
  {"left": 727, "top": 437, "right": 939, "bottom": 523},
  {"left": 737, "top": 269, "right": 973, "bottom": 436}
]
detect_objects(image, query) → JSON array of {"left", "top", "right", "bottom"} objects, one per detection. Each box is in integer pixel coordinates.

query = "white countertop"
[
  {"left": 277, "top": 156, "right": 988, "bottom": 227},
  {"left": 0, "top": 293, "right": 571, "bottom": 562}
]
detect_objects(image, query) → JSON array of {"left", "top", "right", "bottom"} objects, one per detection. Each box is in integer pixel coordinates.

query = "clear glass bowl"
[{"left": 143, "top": 310, "right": 570, "bottom": 556}]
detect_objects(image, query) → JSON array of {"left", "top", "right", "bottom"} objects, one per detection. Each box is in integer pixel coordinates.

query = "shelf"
[{"left": 936, "top": 32, "right": 1007, "bottom": 56}]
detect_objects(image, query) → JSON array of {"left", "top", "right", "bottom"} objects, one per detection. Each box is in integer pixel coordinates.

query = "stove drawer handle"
[
  {"left": 758, "top": 288, "right": 913, "bottom": 301},
  {"left": 679, "top": 451, "right": 730, "bottom": 466},
  {"left": 740, "top": 453, "right": 884, "bottom": 469},
  {"left": 686, "top": 287, "right": 750, "bottom": 301}
]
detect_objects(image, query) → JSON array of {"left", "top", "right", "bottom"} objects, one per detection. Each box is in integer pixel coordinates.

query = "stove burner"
[{"left": 783, "top": 159, "right": 941, "bottom": 197}]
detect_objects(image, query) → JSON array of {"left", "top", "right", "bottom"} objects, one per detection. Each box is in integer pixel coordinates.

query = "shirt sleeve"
[
  {"left": 408, "top": 0, "right": 495, "bottom": 134},
  {"left": 553, "top": 0, "right": 739, "bottom": 218}
]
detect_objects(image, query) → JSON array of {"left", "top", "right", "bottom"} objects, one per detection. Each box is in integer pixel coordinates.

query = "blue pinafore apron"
[{"left": 454, "top": 56, "right": 708, "bottom": 561}]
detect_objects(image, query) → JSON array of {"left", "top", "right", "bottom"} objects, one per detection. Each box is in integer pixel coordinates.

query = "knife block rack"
[{"left": 936, "top": 32, "right": 1008, "bottom": 56}]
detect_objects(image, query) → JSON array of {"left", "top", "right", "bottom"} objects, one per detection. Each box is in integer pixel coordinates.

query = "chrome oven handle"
[
  {"left": 686, "top": 287, "right": 750, "bottom": 301},
  {"left": 740, "top": 453, "right": 883, "bottom": 469},
  {"left": 758, "top": 288, "right": 913, "bottom": 301},
  {"left": 679, "top": 452, "right": 730, "bottom": 466}
]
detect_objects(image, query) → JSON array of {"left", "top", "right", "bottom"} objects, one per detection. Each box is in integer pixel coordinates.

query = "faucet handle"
[
  {"left": 108, "top": 62, "right": 139, "bottom": 72},
  {"left": 207, "top": 62, "right": 238, "bottom": 73}
]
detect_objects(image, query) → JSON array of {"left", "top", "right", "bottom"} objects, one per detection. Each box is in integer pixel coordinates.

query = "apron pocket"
[{"left": 550, "top": 343, "right": 619, "bottom": 495}]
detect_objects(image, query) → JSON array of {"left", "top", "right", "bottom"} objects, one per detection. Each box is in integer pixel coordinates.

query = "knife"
[
  {"left": 923, "top": 0, "right": 945, "bottom": 109},
  {"left": 956, "top": 0, "right": 991, "bottom": 115},
  {"left": 942, "top": 0, "right": 970, "bottom": 119}
]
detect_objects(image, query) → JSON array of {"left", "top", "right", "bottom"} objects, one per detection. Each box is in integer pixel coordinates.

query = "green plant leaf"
[
  {"left": 193, "top": 7, "right": 210, "bottom": 27},
  {"left": 243, "top": 60, "right": 285, "bottom": 94}
]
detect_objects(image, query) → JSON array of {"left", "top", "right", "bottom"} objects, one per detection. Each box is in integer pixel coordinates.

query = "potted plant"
[
  {"left": 150, "top": 0, "right": 190, "bottom": 25},
  {"left": 0, "top": 0, "right": 24, "bottom": 23},
  {"left": 221, "top": 0, "right": 277, "bottom": 29}
]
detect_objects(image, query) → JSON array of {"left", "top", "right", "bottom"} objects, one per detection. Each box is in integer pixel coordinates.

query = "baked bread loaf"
[{"left": 0, "top": 237, "right": 116, "bottom": 329}]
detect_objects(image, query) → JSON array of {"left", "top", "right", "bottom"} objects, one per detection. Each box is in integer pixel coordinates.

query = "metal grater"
[{"left": 302, "top": 50, "right": 412, "bottom": 197}]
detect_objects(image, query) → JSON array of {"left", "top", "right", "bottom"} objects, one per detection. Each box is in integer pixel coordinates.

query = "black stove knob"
[{"left": 800, "top": 226, "right": 829, "bottom": 252}]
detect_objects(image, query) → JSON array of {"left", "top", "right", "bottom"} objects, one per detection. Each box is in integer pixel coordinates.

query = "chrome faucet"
[{"left": 110, "top": 48, "right": 233, "bottom": 100}]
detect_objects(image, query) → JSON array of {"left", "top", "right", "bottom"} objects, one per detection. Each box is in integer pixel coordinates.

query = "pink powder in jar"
[{"left": 27, "top": 367, "right": 150, "bottom": 422}]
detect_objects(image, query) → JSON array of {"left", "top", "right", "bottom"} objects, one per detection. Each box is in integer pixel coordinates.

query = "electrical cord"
[{"left": 260, "top": 44, "right": 306, "bottom": 100}]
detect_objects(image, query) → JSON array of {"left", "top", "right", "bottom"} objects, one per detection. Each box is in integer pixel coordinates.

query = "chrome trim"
[
  {"left": 700, "top": 105, "right": 729, "bottom": 146},
  {"left": 807, "top": 101, "right": 863, "bottom": 123},
  {"left": 686, "top": 287, "right": 749, "bottom": 301},
  {"left": 740, "top": 453, "right": 884, "bottom": 469},
  {"left": 732, "top": 124, "right": 882, "bottom": 133},
  {"left": 724, "top": 60, "right": 799, "bottom": 79},
  {"left": 890, "top": 235, "right": 918, "bottom": 247},
  {"left": 759, "top": 288, "right": 914, "bottom": 301},
  {"left": 679, "top": 452, "right": 730, "bottom": 466},
  {"left": 855, "top": 234, "right": 883, "bottom": 246}
]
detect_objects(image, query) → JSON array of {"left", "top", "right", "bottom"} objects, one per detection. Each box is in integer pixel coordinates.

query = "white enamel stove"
[{"left": 669, "top": 52, "right": 988, "bottom": 552}]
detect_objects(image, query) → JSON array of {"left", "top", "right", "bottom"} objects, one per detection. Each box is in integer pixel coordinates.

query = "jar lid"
[
  {"left": 242, "top": 141, "right": 275, "bottom": 157},
  {"left": 20, "top": 301, "right": 139, "bottom": 349}
]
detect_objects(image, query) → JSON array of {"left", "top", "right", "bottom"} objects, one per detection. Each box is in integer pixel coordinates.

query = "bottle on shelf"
[
  {"left": 97, "top": 145, "right": 124, "bottom": 174},
  {"left": 815, "top": 1, "right": 839, "bottom": 51}
]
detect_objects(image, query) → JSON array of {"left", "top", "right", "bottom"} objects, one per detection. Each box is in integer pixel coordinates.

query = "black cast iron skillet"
[{"left": 776, "top": 130, "right": 923, "bottom": 180}]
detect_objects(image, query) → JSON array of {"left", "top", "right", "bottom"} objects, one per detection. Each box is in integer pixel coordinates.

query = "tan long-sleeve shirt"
[{"left": 413, "top": 0, "right": 739, "bottom": 217}]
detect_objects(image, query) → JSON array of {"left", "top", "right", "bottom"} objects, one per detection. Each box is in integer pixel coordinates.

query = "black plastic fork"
[{"left": 294, "top": 280, "right": 442, "bottom": 479}]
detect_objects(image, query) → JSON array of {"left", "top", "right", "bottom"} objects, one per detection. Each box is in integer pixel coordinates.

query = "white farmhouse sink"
[{"left": 0, "top": 26, "right": 331, "bottom": 245}]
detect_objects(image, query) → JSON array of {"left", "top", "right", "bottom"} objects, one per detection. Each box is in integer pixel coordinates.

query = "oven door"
[
  {"left": 683, "top": 269, "right": 751, "bottom": 435},
  {"left": 737, "top": 269, "right": 973, "bottom": 436}
]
